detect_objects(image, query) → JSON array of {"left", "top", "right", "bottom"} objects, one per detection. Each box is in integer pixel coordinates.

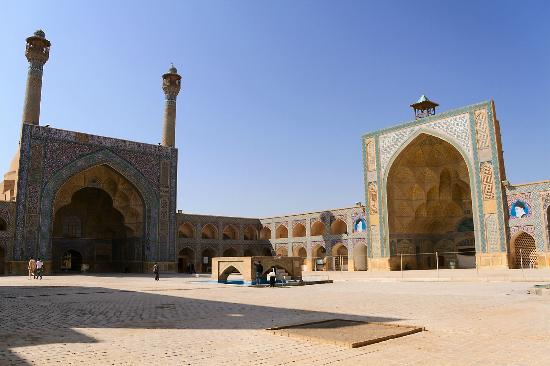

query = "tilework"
[
  {"left": 506, "top": 181, "right": 550, "bottom": 252},
  {"left": 378, "top": 113, "right": 471, "bottom": 174},
  {"left": 480, "top": 162, "right": 496, "bottom": 200},
  {"left": 13, "top": 124, "right": 177, "bottom": 262},
  {"left": 474, "top": 109, "right": 490, "bottom": 150}
]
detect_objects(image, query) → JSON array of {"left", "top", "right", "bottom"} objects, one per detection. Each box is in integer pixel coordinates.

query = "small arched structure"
[
  {"left": 178, "top": 222, "right": 195, "bottom": 238},
  {"left": 212, "top": 256, "right": 303, "bottom": 284},
  {"left": 292, "top": 223, "right": 306, "bottom": 237},
  {"left": 310, "top": 220, "right": 325, "bottom": 236},
  {"left": 222, "top": 225, "right": 238, "bottom": 240},
  {"left": 330, "top": 219, "right": 347, "bottom": 235},
  {"left": 260, "top": 227, "right": 271, "bottom": 240},
  {"left": 201, "top": 224, "right": 218, "bottom": 240},
  {"left": 276, "top": 225, "right": 288, "bottom": 239},
  {"left": 244, "top": 226, "right": 257, "bottom": 240},
  {"left": 511, "top": 232, "right": 538, "bottom": 269},
  {"left": 178, "top": 247, "right": 195, "bottom": 273}
]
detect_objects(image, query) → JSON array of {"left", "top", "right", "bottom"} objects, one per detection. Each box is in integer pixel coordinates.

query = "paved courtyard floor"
[{"left": 1, "top": 272, "right": 549, "bottom": 365}]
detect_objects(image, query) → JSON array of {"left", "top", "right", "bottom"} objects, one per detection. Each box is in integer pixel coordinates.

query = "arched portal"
[
  {"left": 223, "top": 247, "right": 237, "bottom": 257},
  {"left": 178, "top": 247, "right": 195, "bottom": 273},
  {"left": 332, "top": 243, "right": 348, "bottom": 271},
  {"left": 51, "top": 164, "right": 145, "bottom": 273},
  {"left": 511, "top": 232, "right": 538, "bottom": 269},
  {"left": 276, "top": 225, "right": 288, "bottom": 239},
  {"left": 178, "top": 222, "right": 194, "bottom": 238},
  {"left": 202, "top": 224, "right": 218, "bottom": 239},
  {"left": 386, "top": 134, "right": 475, "bottom": 269},
  {"left": 244, "top": 226, "right": 257, "bottom": 240},
  {"left": 201, "top": 248, "right": 216, "bottom": 273},
  {"left": 260, "top": 227, "right": 271, "bottom": 240},
  {"left": 330, "top": 219, "right": 347, "bottom": 235},
  {"left": 311, "top": 221, "right": 325, "bottom": 236},
  {"left": 223, "top": 225, "right": 238, "bottom": 240},
  {"left": 61, "top": 250, "right": 83, "bottom": 271},
  {"left": 313, "top": 245, "right": 326, "bottom": 271},
  {"left": 293, "top": 246, "right": 307, "bottom": 266},
  {"left": 276, "top": 246, "right": 288, "bottom": 257},
  {"left": 354, "top": 244, "right": 368, "bottom": 270},
  {"left": 292, "top": 223, "right": 306, "bottom": 237}
]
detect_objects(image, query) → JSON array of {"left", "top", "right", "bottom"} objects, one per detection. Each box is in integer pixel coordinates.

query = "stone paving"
[{"left": 0, "top": 273, "right": 549, "bottom": 365}]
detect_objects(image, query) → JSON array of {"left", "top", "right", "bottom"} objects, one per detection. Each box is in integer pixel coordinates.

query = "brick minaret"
[
  {"left": 22, "top": 30, "right": 50, "bottom": 126},
  {"left": 161, "top": 64, "right": 182, "bottom": 147}
]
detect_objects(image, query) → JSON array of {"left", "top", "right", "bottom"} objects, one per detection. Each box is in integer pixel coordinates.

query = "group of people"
[
  {"left": 254, "top": 261, "right": 279, "bottom": 287},
  {"left": 27, "top": 257, "right": 44, "bottom": 280}
]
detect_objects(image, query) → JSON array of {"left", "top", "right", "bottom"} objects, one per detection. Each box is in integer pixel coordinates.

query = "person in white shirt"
[
  {"left": 35, "top": 259, "right": 44, "bottom": 280},
  {"left": 267, "top": 267, "right": 277, "bottom": 287}
]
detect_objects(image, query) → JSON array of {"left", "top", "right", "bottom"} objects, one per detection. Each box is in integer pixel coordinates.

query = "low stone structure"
[{"left": 212, "top": 256, "right": 303, "bottom": 284}]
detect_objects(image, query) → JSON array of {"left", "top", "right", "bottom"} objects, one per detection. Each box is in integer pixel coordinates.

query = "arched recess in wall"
[
  {"left": 331, "top": 243, "right": 348, "bottom": 271},
  {"left": 223, "top": 247, "right": 238, "bottom": 257},
  {"left": 201, "top": 224, "right": 218, "bottom": 240},
  {"left": 330, "top": 219, "right": 347, "bottom": 235},
  {"left": 511, "top": 232, "right": 538, "bottom": 269},
  {"left": 276, "top": 246, "right": 288, "bottom": 256},
  {"left": 354, "top": 243, "right": 368, "bottom": 271},
  {"left": 178, "top": 247, "right": 194, "bottom": 273},
  {"left": 260, "top": 227, "right": 271, "bottom": 240},
  {"left": 244, "top": 226, "right": 257, "bottom": 240},
  {"left": 385, "top": 133, "right": 475, "bottom": 270},
  {"left": 292, "top": 223, "right": 306, "bottom": 237},
  {"left": 223, "top": 225, "right": 238, "bottom": 240},
  {"left": 0, "top": 217, "right": 7, "bottom": 231},
  {"left": 293, "top": 245, "right": 307, "bottom": 265},
  {"left": 276, "top": 225, "right": 288, "bottom": 239},
  {"left": 311, "top": 221, "right": 325, "bottom": 236},
  {"left": 178, "top": 222, "right": 194, "bottom": 238},
  {"left": 201, "top": 248, "right": 216, "bottom": 273}
]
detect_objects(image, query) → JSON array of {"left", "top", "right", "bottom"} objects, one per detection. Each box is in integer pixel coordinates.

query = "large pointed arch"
[
  {"left": 39, "top": 149, "right": 159, "bottom": 261},
  {"left": 383, "top": 131, "right": 480, "bottom": 269}
]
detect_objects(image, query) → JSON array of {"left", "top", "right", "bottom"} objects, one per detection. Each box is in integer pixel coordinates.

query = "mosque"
[{"left": 0, "top": 30, "right": 548, "bottom": 275}]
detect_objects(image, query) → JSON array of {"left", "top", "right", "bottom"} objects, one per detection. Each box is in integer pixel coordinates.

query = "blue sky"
[{"left": 0, "top": 1, "right": 548, "bottom": 217}]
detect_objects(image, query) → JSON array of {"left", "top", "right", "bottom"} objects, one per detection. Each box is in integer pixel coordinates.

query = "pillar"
[
  {"left": 161, "top": 64, "right": 182, "bottom": 147},
  {"left": 22, "top": 30, "right": 50, "bottom": 126}
]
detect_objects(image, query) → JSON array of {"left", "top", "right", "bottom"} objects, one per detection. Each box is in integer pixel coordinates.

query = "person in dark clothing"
[
  {"left": 153, "top": 263, "right": 159, "bottom": 281},
  {"left": 254, "top": 261, "right": 264, "bottom": 285}
]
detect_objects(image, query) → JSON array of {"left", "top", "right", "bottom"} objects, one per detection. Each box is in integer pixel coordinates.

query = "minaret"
[
  {"left": 161, "top": 64, "right": 182, "bottom": 147},
  {"left": 22, "top": 30, "right": 50, "bottom": 126}
]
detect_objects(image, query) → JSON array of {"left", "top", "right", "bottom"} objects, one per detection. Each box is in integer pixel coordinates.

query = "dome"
[
  {"left": 168, "top": 63, "right": 178, "bottom": 74},
  {"left": 34, "top": 29, "right": 46, "bottom": 38}
]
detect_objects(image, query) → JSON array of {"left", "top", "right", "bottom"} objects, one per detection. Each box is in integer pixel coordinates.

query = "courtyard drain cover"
[{"left": 267, "top": 319, "right": 424, "bottom": 348}]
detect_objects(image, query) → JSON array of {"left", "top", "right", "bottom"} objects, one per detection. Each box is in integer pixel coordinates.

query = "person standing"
[
  {"left": 35, "top": 258, "right": 44, "bottom": 280},
  {"left": 268, "top": 267, "right": 277, "bottom": 288},
  {"left": 254, "top": 261, "right": 263, "bottom": 285},
  {"left": 28, "top": 257, "right": 36, "bottom": 280},
  {"left": 153, "top": 263, "right": 159, "bottom": 281}
]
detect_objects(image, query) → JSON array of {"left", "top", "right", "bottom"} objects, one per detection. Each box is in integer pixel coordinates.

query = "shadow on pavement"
[{"left": 0, "top": 285, "right": 403, "bottom": 365}]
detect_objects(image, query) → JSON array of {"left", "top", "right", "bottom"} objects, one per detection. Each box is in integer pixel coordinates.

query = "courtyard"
[{"left": 1, "top": 271, "right": 549, "bottom": 365}]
